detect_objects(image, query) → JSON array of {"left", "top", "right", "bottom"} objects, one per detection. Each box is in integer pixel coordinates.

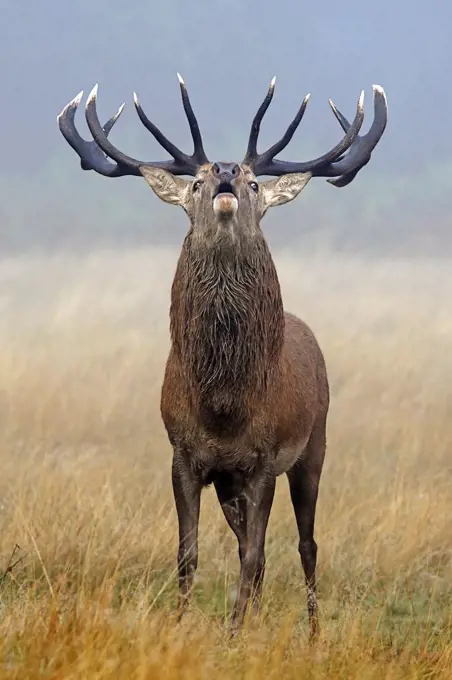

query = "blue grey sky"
[{"left": 1, "top": 1, "right": 451, "bottom": 254}]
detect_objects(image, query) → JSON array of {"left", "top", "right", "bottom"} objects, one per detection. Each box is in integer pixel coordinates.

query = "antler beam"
[
  {"left": 243, "top": 79, "right": 387, "bottom": 186},
  {"left": 57, "top": 76, "right": 209, "bottom": 178}
]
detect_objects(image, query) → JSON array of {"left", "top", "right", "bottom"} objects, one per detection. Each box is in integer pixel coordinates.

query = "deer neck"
[{"left": 170, "top": 229, "right": 285, "bottom": 425}]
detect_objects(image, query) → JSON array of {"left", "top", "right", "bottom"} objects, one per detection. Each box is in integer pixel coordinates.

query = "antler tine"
[
  {"left": 133, "top": 92, "right": 188, "bottom": 163},
  {"left": 250, "top": 92, "right": 311, "bottom": 168},
  {"left": 57, "top": 91, "right": 87, "bottom": 155},
  {"left": 246, "top": 85, "right": 388, "bottom": 185},
  {"left": 177, "top": 73, "right": 209, "bottom": 165},
  {"left": 249, "top": 89, "right": 365, "bottom": 177},
  {"left": 85, "top": 85, "right": 202, "bottom": 176},
  {"left": 132, "top": 74, "right": 209, "bottom": 168},
  {"left": 58, "top": 82, "right": 210, "bottom": 179},
  {"left": 325, "top": 85, "right": 388, "bottom": 187},
  {"left": 243, "top": 77, "right": 276, "bottom": 164},
  {"left": 57, "top": 90, "right": 133, "bottom": 177}
]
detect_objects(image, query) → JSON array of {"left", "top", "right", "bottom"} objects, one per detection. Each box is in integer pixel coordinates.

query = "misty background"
[{"left": 1, "top": 0, "right": 451, "bottom": 257}]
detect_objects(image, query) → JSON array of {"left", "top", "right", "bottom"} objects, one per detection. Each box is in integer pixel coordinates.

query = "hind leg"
[
  {"left": 287, "top": 419, "right": 326, "bottom": 642},
  {"left": 214, "top": 472, "right": 248, "bottom": 562},
  {"left": 214, "top": 472, "right": 263, "bottom": 623},
  {"left": 215, "top": 465, "right": 276, "bottom": 627}
]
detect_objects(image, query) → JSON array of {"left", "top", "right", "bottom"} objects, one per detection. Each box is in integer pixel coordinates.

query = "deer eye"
[
  {"left": 249, "top": 181, "right": 259, "bottom": 193},
  {"left": 193, "top": 180, "right": 203, "bottom": 193}
]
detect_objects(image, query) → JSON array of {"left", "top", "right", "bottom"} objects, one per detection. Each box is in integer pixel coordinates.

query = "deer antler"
[
  {"left": 243, "top": 79, "right": 387, "bottom": 186},
  {"left": 57, "top": 75, "right": 209, "bottom": 178}
]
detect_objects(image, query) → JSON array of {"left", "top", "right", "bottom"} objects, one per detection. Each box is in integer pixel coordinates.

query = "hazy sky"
[{"left": 1, "top": 1, "right": 452, "bottom": 254}]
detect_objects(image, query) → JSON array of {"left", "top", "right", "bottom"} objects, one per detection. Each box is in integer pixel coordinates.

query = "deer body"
[
  {"left": 162, "top": 307, "right": 328, "bottom": 478},
  {"left": 153, "top": 163, "right": 331, "bottom": 631},
  {"left": 58, "top": 74, "right": 387, "bottom": 640},
  {"left": 162, "top": 240, "right": 329, "bottom": 480}
]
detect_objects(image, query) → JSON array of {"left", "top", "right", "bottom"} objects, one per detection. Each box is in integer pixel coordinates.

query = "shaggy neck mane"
[{"left": 170, "top": 232, "right": 284, "bottom": 425}]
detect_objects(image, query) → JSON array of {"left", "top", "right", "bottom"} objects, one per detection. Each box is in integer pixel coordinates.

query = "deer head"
[{"left": 57, "top": 75, "right": 387, "bottom": 246}]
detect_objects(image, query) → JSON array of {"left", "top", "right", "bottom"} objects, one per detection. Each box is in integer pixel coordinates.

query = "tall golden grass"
[{"left": 0, "top": 247, "right": 451, "bottom": 678}]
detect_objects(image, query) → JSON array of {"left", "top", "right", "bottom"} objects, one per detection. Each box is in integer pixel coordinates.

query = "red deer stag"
[{"left": 58, "top": 76, "right": 387, "bottom": 640}]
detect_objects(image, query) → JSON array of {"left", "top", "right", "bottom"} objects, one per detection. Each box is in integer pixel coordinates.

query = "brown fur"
[{"left": 163, "top": 231, "right": 328, "bottom": 468}]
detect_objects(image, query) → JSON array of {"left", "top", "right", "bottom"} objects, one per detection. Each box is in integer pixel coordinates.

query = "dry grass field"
[{"left": 0, "top": 246, "right": 451, "bottom": 678}]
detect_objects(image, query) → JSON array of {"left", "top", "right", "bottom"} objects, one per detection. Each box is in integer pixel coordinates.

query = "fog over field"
[
  {"left": 1, "top": 1, "right": 452, "bottom": 677},
  {"left": 1, "top": 0, "right": 452, "bottom": 256},
  {"left": 0, "top": 250, "right": 451, "bottom": 676}
]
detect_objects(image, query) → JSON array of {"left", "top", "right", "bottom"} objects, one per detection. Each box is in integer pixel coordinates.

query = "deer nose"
[{"left": 212, "top": 161, "right": 240, "bottom": 181}]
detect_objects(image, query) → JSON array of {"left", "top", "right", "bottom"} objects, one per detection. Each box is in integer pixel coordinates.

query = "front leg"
[
  {"left": 232, "top": 462, "right": 276, "bottom": 628},
  {"left": 171, "top": 448, "right": 201, "bottom": 614}
]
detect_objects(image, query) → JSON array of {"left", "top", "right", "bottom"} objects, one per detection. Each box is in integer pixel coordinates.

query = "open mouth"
[
  {"left": 214, "top": 182, "right": 237, "bottom": 198},
  {"left": 213, "top": 182, "right": 239, "bottom": 218}
]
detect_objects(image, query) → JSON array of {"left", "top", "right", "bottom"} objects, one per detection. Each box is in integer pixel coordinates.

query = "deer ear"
[
  {"left": 139, "top": 167, "right": 191, "bottom": 207},
  {"left": 261, "top": 172, "right": 312, "bottom": 209}
]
